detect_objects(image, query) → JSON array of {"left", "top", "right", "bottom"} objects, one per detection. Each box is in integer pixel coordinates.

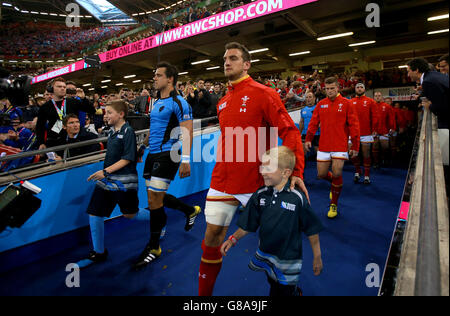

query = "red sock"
[
  {"left": 363, "top": 157, "right": 371, "bottom": 177},
  {"left": 351, "top": 157, "right": 362, "bottom": 174},
  {"left": 331, "top": 176, "right": 343, "bottom": 205},
  {"left": 324, "top": 171, "right": 333, "bottom": 183},
  {"left": 198, "top": 240, "right": 223, "bottom": 296}
]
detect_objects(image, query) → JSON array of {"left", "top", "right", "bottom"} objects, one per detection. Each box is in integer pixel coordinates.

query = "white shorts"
[
  {"left": 360, "top": 135, "right": 374, "bottom": 143},
  {"left": 204, "top": 188, "right": 253, "bottom": 226},
  {"left": 379, "top": 134, "right": 390, "bottom": 141},
  {"left": 317, "top": 151, "right": 349, "bottom": 162},
  {"left": 350, "top": 135, "right": 374, "bottom": 145}
]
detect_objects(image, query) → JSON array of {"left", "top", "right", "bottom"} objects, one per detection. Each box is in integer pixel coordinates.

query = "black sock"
[
  {"left": 163, "top": 194, "right": 195, "bottom": 216},
  {"left": 149, "top": 207, "right": 167, "bottom": 250}
]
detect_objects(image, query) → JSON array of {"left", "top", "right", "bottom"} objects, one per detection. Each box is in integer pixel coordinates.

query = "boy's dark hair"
[
  {"left": 407, "top": 58, "right": 430, "bottom": 74},
  {"left": 324, "top": 77, "right": 339, "bottom": 85},
  {"left": 62, "top": 113, "right": 79, "bottom": 127},
  {"left": 225, "top": 42, "right": 251, "bottom": 62},
  {"left": 156, "top": 61, "right": 179, "bottom": 87}
]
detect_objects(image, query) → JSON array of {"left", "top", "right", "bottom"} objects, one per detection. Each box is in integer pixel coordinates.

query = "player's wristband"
[
  {"left": 103, "top": 169, "right": 111, "bottom": 177},
  {"left": 228, "top": 235, "right": 238, "bottom": 246},
  {"left": 181, "top": 155, "right": 190, "bottom": 163}
]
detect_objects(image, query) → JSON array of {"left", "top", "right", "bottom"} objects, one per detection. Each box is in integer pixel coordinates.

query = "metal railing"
[
  {"left": 0, "top": 115, "right": 220, "bottom": 185},
  {"left": 393, "top": 108, "right": 449, "bottom": 296}
]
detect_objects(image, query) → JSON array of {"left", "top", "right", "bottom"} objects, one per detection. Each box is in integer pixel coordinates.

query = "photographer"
[{"left": 36, "top": 77, "right": 95, "bottom": 150}]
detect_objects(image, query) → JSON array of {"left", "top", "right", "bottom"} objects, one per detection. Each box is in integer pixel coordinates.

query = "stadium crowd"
[
  {"left": 0, "top": 0, "right": 250, "bottom": 73},
  {"left": 0, "top": 21, "right": 131, "bottom": 60}
]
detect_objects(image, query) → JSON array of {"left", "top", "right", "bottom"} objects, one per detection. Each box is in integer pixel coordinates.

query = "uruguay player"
[{"left": 133, "top": 62, "right": 201, "bottom": 270}]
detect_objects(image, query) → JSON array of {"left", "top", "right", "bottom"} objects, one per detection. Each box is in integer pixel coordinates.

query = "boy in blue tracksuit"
[
  {"left": 77, "top": 100, "right": 140, "bottom": 268},
  {"left": 221, "top": 146, "right": 324, "bottom": 296}
]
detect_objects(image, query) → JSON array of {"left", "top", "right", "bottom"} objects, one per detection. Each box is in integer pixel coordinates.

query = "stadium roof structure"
[{"left": 2, "top": 0, "right": 201, "bottom": 19}]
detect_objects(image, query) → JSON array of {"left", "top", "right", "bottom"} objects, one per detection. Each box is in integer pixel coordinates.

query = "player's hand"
[
  {"left": 220, "top": 240, "right": 233, "bottom": 256},
  {"left": 290, "top": 176, "right": 310, "bottom": 204},
  {"left": 88, "top": 170, "right": 105, "bottom": 181},
  {"left": 349, "top": 150, "right": 358, "bottom": 158},
  {"left": 304, "top": 142, "right": 312, "bottom": 152},
  {"left": 179, "top": 162, "right": 191, "bottom": 178},
  {"left": 313, "top": 256, "right": 323, "bottom": 276}
]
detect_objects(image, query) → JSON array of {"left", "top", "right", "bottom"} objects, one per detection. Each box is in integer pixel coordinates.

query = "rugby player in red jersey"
[
  {"left": 197, "top": 42, "right": 308, "bottom": 296},
  {"left": 305, "top": 77, "right": 360, "bottom": 218},
  {"left": 372, "top": 92, "right": 396, "bottom": 168},
  {"left": 349, "top": 83, "right": 379, "bottom": 184}
]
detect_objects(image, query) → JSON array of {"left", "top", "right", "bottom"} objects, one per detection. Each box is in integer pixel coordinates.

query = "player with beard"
[{"left": 349, "top": 83, "right": 378, "bottom": 184}]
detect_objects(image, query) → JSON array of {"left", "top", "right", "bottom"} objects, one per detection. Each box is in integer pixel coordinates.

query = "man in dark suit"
[
  {"left": 36, "top": 77, "right": 95, "bottom": 150},
  {"left": 407, "top": 58, "right": 448, "bottom": 129},
  {"left": 407, "top": 57, "right": 449, "bottom": 175},
  {"left": 50, "top": 114, "right": 100, "bottom": 159}
]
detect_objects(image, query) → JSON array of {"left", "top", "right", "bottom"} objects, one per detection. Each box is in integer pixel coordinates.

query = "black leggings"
[{"left": 267, "top": 276, "right": 301, "bottom": 296}]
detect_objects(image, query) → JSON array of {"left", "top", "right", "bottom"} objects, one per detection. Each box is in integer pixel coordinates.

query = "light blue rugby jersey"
[
  {"left": 149, "top": 94, "right": 193, "bottom": 154},
  {"left": 301, "top": 105, "right": 320, "bottom": 136}
]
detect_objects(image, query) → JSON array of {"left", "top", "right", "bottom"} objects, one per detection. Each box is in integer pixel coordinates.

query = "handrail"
[
  {"left": 415, "top": 108, "right": 441, "bottom": 295},
  {"left": 394, "top": 108, "right": 449, "bottom": 296}
]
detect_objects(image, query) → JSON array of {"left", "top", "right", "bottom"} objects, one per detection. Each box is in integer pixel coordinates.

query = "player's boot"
[
  {"left": 185, "top": 206, "right": 201, "bottom": 231},
  {"left": 353, "top": 173, "right": 360, "bottom": 183},
  {"left": 327, "top": 204, "right": 338, "bottom": 219},
  {"left": 133, "top": 245, "right": 161, "bottom": 270},
  {"left": 77, "top": 249, "right": 108, "bottom": 269},
  {"left": 364, "top": 176, "right": 371, "bottom": 185}
]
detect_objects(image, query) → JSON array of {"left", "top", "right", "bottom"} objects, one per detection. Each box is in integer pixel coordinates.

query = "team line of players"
[{"left": 77, "top": 42, "right": 415, "bottom": 296}]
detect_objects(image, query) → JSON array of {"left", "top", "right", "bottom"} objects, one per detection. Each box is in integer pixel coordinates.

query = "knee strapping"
[{"left": 204, "top": 200, "right": 239, "bottom": 227}]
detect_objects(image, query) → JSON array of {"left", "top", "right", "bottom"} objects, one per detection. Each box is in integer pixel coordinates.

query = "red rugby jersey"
[
  {"left": 210, "top": 76, "right": 304, "bottom": 195},
  {"left": 375, "top": 102, "right": 396, "bottom": 135},
  {"left": 306, "top": 94, "right": 360, "bottom": 152},
  {"left": 395, "top": 107, "right": 407, "bottom": 130},
  {"left": 350, "top": 95, "right": 379, "bottom": 136}
]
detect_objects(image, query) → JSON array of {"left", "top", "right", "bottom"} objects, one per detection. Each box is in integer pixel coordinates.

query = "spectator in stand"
[
  {"left": 188, "top": 79, "right": 211, "bottom": 119},
  {"left": 85, "top": 115, "right": 98, "bottom": 136},
  {"left": 438, "top": 54, "right": 449, "bottom": 75},
  {"left": 200, "top": 7, "right": 211, "bottom": 19},
  {"left": 407, "top": 57, "right": 448, "bottom": 167},
  {"left": 0, "top": 115, "right": 35, "bottom": 151},
  {"left": 21, "top": 97, "right": 40, "bottom": 124},
  {"left": 208, "top": 83, "right": 223, "bottom": 117},
  {"left": 51, "top": 114, "right": 99, "bottom": 160},
  {"left": 44, "top": 90, "right": 53, "bottom": 103},
  {"left": 0, "top": 98, "right": 23, "bottom": 121},
  {"left": 36, "top": 77, "right": 95, "bottom": 150}
]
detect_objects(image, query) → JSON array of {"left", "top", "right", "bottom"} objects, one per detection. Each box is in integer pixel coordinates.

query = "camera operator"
[{"left": 36, "top": 77, "right": 95, "bottom": 151}]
